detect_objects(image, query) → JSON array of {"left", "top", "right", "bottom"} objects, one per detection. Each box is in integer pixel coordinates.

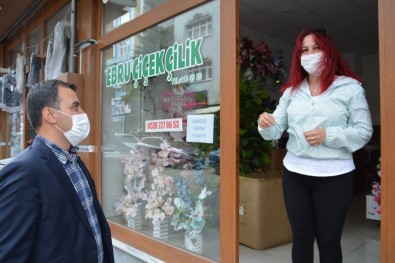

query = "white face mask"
[
  {"left": 51, "top": 108, "right": 90, "bottom": 146},
  {"left": 300, "top": 53, "right": 325, "bottom": 76}
]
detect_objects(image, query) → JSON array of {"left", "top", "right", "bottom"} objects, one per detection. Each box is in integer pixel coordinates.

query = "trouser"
[{"left": 282, "top": 168, "right": 354, "bottom": 263}]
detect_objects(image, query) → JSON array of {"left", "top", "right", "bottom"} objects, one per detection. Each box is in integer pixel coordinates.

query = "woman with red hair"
[{"left": 257, "top": 28, "right": 373, "bottom": 263}]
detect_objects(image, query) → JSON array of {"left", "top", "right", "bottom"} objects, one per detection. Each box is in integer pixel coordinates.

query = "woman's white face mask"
[
  {"left": 51, "top": 108, "right": 90, "bottom": 146},
  {"left": 300, "top": 53, "right": 325, "bottom": 76}
]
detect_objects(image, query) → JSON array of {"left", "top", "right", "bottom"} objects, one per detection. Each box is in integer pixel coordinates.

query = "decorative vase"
[
  {"left": 126, "top": 206, "right": 143, "bottom": 231},
  {"left": 153, "top": 217, "right": 169, "bottom": 240},
  {"left": 184, "top": 229, "right": 203, "bottom": 254}
]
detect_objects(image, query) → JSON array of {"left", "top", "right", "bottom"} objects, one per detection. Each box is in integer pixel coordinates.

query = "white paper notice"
[{"left": 186, "top": 114, "right": 214, "bottom": 143}]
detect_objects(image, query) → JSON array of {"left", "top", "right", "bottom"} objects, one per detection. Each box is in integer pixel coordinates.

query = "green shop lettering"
[{"left": 106, "top": 37, "right": 204, "bottom": 88}]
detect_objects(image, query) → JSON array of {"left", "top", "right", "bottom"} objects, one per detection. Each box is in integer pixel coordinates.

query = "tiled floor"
[{"left": 239, "top": 194, "right": 381, "bottom": 263}]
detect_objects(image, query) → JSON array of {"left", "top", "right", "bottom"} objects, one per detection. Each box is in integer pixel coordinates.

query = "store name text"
[{"left": 105, "top": 37, "right": 204, "bottom": 88}]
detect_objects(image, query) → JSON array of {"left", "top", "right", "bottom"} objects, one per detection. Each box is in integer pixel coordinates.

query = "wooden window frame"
[{"left": 379, "top": 0, "right": 395, "bottom": 262}]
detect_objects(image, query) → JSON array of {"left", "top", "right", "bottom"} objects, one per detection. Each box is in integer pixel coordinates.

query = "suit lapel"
[{"left": 35, "top": 139, "right": 94, "bottom": 236}]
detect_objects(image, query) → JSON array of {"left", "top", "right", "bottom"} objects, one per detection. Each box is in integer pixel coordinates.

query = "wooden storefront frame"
[
  {"left": 379, "top": 0, "right": 395, "bottom": 262},
  {"left": 220, "top": 1, "right": 239, "bottom": 262},
  {"left": 94, "top": 0, "right": 239, "bottom": 262}
]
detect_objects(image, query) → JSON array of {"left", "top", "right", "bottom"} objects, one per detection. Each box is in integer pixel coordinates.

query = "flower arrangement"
[
  {"left": 114, "top": 148, "right": 147, "bottom": 221},
  {"left": 145, "top": 142, "right": 178, "bottom": 225},
  {"left": 239, "top": 37, "right": 286, "bottom": 82},
  {"left": 171, "top": 163, "right": 212, "bottom": 232}
]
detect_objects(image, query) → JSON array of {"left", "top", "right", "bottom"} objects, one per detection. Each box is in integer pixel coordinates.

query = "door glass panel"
[{"left": 101, "top": 1, "right": 220, "bottom": 260}]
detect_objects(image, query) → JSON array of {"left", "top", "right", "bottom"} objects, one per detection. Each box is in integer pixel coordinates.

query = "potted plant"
[
  {"left": 238, "top": 38, "right": 292, "bottom": 249},
  {"left": 239, "top": 79, "right": 273, "bottom": 176},
  {"left": 239, "top": 37, "right": 286, "bottom": 176}
]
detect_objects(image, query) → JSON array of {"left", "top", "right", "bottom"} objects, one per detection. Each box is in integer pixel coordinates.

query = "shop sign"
[{"left": 105, "top": 37, "right": 204, "bottom": 88}]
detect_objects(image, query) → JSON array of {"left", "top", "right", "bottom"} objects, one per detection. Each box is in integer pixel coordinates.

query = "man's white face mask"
[
  {"left": 300, "top": 53, "right": 325, "bottom": 76},
  {"left": 51, "top": 108, "right": 90, "bottom": 146}
]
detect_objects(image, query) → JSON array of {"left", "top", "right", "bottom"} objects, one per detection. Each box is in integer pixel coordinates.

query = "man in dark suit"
[{"left": 0, "top": 80, "right": 114, "bottom": 262}]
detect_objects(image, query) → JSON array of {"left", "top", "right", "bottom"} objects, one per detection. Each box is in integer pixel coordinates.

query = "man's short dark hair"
[{"left": 26, "top": 80, "right": 77, "bottom": 131}]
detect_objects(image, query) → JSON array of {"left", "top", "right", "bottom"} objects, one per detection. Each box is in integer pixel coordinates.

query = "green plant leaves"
[{"left": 239, "top": 79, "right": 273, "bottom": 176}]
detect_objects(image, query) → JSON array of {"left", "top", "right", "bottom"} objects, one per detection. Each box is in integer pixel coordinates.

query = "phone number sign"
[{"left": 145, "top": 118, "right": 183, "bottom": 132}]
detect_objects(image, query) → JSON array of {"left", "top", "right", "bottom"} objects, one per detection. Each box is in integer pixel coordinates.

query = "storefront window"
[
  {"left": 102, "top": 0, "right": 166, "bottom": 34},
  {"left": 101, "top": 1, "right": 220, "bottom": 260},
  {"left": 5, "top": 44, "right": 24, "bottom": 157}
]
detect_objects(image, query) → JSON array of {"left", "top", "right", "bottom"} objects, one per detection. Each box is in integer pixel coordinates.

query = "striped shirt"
[{"left": 38, "top": 136, "right": 104, "bottom": 263}]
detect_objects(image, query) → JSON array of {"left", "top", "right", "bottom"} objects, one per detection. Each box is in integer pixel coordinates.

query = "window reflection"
[{"left": 102, "top": 0, "right": 166, "bottom": 34}]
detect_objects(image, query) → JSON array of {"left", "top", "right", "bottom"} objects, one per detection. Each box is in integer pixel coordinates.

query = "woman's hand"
[
  {"left": 304, "top": 128, "right": 326, "bottom": 146},
  {"left": 258, "top": 112, "right": 276, "bottom": 128}
]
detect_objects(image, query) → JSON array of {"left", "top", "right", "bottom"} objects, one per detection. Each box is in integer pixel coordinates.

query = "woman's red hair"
[{"left": 280, "top": 28, "right": 363, "bottom": 93}]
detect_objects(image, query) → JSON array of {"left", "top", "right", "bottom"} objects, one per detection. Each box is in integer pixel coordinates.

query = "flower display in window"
[
  {"left": 145, "top": 143, "right": 177, "bottom": 225},
  {"left": 171, "top": 163, "right": 211, "bottom": 232},
  {"left": 114, "top": 148, "right": 147, "bottom": 221}
]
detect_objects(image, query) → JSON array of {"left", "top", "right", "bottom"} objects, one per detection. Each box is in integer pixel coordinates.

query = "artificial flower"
[
  {"left": 114, "top": 147, "right": 147, "bottom": 221},
  {"left": 145, "top": 142, "right": 175, "bottom": 226},
  {"left": 239, "top": 37, "right": 287, "bottom": 82}
]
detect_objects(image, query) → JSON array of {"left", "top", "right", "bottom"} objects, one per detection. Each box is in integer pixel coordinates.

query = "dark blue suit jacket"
[{"left": 0, "top": 137, "right": 114, "bottom": 263}]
